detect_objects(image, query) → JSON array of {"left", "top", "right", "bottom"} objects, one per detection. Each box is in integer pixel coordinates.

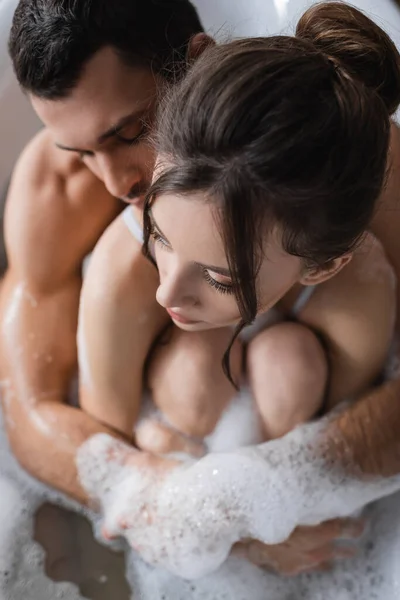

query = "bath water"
[{"left": 0, "top": 387, "right": 399, "bottom": 599}]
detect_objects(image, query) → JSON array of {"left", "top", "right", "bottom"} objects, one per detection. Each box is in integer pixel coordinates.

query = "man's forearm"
[
  {"left": 0, "top": 273, "right": 127, "bottom": 505},
  {"left": 3, "top": 393, "right": 125, "bottom": 505},
  {"left": 168, "top": 377, "right": 400, "bottom": 547},
  {"left": 328, "top": 377, "right": 400, "bottom": 477},
  {"left": 248, "top": 378, "right": 400, "bottom": 538},
  {"left": 71, "top": 374, "right": 400, "bottom": 570}
]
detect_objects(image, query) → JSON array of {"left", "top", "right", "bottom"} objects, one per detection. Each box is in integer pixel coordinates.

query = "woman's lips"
[{"left": 166, "top": 309, "right": 199, "bottom": 325}]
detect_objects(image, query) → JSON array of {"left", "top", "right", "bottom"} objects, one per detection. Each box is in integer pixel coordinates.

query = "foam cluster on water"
[
  {"left": 77, "top": 408, "right": 400, "bottom": 581},
  {"left": 0, "top": 380, "right": 400, "bottom": 598},
  {"left": 205, "top": 387, "right": 264, "bottom": 453},
  {"left": 0, "top": 405, "right": 87, "bottom": 600}
]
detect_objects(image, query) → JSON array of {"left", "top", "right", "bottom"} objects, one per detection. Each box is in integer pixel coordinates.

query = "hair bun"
[{"left": 296, "top": 2, "right": 400, "bottom": 114}]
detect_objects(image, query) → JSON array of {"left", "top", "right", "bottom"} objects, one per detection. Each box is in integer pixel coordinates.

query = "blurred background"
[{"left": 1, "top": 0, "right": 400, "bottom": 188}]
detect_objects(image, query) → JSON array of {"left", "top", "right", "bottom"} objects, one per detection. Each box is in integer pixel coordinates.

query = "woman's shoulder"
[
  {"left": 299, "top": 233, "right": 395, "bottom": 321},
  {"left": 83, "top": 209, "right": 155, "bottom": 310}
]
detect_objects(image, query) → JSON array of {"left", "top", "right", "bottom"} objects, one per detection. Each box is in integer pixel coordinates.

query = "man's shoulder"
[
  {"left": 15, "top": 128, "right": 75, "bottom": 182},
  {"left": 7, "top": 127, "right": 119, "bottom": 241},
  {"left": 11, "top": 128, "right": 100, "bottom": 206},
  {"left": 5, "top": 130, "right": 120, "bottom": 289}
]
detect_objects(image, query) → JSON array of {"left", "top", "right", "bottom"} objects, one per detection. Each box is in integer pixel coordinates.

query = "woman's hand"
[{"left": 135, "top": 417, "right": 206, "bottom": 457}]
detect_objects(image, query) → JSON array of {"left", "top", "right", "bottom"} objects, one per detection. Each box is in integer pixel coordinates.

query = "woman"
[
  {"left": 80, "top": 3, "right": 397, "bottom": 449},
  {"left": 77, "top": 1, "right": 400, "bottom": 578}
]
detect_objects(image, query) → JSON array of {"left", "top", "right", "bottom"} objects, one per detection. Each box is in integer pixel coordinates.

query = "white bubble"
[
  {"left": 0, "top": 378, "right": 399, "bottom": 600},
  {"left": 77, "top": 387, "right": 400, "bottom": 597}
]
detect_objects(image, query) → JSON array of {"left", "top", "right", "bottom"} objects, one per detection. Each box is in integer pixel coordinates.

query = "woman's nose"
[{"left": 156, "top": 263, "right": 197, "bottom": 310}]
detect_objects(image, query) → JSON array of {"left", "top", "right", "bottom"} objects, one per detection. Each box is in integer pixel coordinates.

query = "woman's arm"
[{"left": 78, "top": 215, "right": 169, "bottom": 437}]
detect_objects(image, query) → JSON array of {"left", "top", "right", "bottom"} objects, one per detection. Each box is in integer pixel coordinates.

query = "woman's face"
[{"left": 150, "top": 192, "right": 304, "bottom": 331}]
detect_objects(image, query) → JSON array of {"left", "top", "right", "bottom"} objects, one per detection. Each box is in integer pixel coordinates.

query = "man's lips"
[
  {"left": 122, "top": 184, "right": 149, "bottom": 205},
  {"left": 122, "top": 194, "right": 145, "bottom": 206}
]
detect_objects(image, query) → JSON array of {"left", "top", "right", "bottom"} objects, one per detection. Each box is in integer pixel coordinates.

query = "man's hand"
[
  {"left": 233, "top": 519, "right": 364, "bottom": 576},
  {"left": 134, "top": 415, "right": 364, "bottom": 577},
  {"left": 77, "top": 434, "right": 236, "bottom": 579}
]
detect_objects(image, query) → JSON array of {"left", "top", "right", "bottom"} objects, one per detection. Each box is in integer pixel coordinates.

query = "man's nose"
[{"left": 97, "top": 154, "right": 141, "bottom": 199}]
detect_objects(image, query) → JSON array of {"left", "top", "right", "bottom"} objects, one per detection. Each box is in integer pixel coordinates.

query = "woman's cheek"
[{"left": 207, "top": 293, "right": 241, "bottom": 326}]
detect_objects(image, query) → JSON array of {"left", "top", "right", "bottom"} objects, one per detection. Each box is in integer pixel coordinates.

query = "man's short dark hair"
[{"left": 9, "top": 0, "right": 204, "bottom": 99}]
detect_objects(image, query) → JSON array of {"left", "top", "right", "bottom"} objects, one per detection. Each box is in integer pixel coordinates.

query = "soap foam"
[
  {"left": 0, "top": 407, "right": 86, "bottom": 600},
  {"left": 0, "top": 383, "right": 399, "bottom": 599},
  {"left": 77, "top": 403, "right": 400, "bottom": 582}
]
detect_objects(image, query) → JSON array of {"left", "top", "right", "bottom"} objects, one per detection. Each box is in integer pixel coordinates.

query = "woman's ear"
[
  {"left": 187, "top": 33, "right": 215, "bottom": 61},
  {"left": 300, "top": 254, "right": 353, "bottom": 286}
]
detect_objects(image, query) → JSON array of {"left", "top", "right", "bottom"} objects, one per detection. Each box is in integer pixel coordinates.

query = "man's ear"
[
  {"left": 300, "top": 254, "right": 353, "bottom": 286},
  {"left": 187, "top": 33, "right": 215, "bottom": 61}
]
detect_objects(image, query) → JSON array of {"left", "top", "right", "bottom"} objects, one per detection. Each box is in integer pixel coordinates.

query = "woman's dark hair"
[
  {"left": 9, "top": 0, "right": 204, "bottom": 99},
  {"left": 143, "top": 2, "right": 400, "bottom": 382}
]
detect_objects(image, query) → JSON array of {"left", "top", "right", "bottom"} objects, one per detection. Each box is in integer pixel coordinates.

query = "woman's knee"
[
  {"left": 248, "top": 321, "right": 327, "bottom": 383},
  {"left": 149, "top": 326, "right": 242, "bottom": 387},
  {"left": 247, "top": 322, "right": 328, "bottom": 437},
  {"left": 148, "top": 327, "right": 243, "bottom": 438}
]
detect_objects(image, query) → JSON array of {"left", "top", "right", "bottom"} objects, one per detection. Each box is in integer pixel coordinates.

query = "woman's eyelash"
[
  {"left": 202, "top": 268, "right": 234, "bottom": 295},
  {"left": 150, "top": 227, "right": 170, "bottom": 250},
  {"left": 150, "top": 226, "right": 233, "bottom": 295}
]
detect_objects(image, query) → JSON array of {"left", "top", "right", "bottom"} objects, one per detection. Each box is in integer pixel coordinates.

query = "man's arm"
[
  {"left": 0, "top": 131, "right": 125, "bottom": 504},
  {"left": 334, "top": 123, "right": 400, "bottom": 477}
]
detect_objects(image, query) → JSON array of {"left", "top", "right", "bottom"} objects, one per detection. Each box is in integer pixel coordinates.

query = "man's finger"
[
  {"left": 101, "top": 525, "right": 117, "bottom": 541},
  {"left": 339, "top": 519, "right": 366, "bottom": 539},
  {"left": 295, "top": 518, "right": 366, "bottom": 546},
  {"left": 321, "top": 517, "right": 365, "bottom": 540},
  {"left": 311, "top": 560, "right": 333, "bottom": 573},
  {"left": 333, "top": 543, "right": 358, "bottom": 559},
  {"left": 118, "top": 518, "right": 130, "bottom": 530}
]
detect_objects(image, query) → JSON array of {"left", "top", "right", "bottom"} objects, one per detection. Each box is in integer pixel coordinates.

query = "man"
[
  {"left": 1, "top": 0, "right": 208, "bottom": 502},
  {"left": 0, "top": 0, "right": 374, "bottom": 576}
]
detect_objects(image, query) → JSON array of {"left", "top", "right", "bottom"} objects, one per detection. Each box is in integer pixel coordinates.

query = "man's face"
[{"left": 31, "top": 47, "right": 162, "bottom": 207}]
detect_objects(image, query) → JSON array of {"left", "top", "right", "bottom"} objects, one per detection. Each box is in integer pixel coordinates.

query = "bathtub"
[{"left": 1, "top": 1, "right": 400, "bottom": 599}]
